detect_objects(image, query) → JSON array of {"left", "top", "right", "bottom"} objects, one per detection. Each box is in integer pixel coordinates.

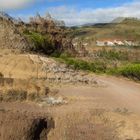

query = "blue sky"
[
  {"left": 8, "top": 0, "right": 133, "bottom": 14},
  {"left": 0, "top": 0, "right": 140, "bottom": 26}
]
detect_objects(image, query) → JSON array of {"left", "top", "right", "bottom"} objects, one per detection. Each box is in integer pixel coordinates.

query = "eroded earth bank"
[{"left": 0, "top": 51, "right": 140, "bottom": 140}]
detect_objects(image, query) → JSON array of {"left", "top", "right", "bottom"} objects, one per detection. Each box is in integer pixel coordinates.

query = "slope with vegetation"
[
  {"left": 0, "top": 12, "right": 76, "bottom": 55},
  {"left": 0, "top": 12, "right": 140, "bottom": 140},
  {"left": 60, "top": 18, "right": 140, "bottom": 81}
]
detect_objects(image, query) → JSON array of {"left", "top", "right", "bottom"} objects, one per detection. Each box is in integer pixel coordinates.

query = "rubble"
[{"left": 39, "top": 56, "right": 105, "bottom": 86}]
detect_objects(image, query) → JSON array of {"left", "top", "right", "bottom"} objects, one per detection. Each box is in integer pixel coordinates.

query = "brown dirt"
[
  {"left": 0, "top": 75, "right": 140, "bottom": 140},
  {"left": 0, "top": 108, "right": 54, "bottom": 140},
  {"left": 0, "top": 50, "right": 140, "bottom": 139},
  {"left": 45, "top": 76, "right": 140, "bottom": 140}
]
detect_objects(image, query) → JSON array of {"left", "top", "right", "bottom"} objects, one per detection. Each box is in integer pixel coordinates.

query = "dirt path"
[
  {"left": 1, "top": 75, "right": 140, "bottom": 139},
  {"left": 47, "top": 75, "right": 140, "bottom": 140},
  {"left": 58, "top": 75, "right": 140, "bottom": 113}
]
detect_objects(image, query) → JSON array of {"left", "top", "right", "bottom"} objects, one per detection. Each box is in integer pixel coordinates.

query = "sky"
[{"left": 0, "top": 0, "right": 140, "bottom": 26}]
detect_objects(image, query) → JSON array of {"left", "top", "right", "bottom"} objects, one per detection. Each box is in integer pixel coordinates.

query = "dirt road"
[
  {"left": 58, "top": 75, "right": 140, "bottom": 113},
  {"left": 1, "top": 75, "right": 140, "bottom": 140},
  {"left": 47, "top": 75, "right": 140, "bottom": 140}
]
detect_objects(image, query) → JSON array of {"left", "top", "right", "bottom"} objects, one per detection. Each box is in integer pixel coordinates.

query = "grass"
[
  {"left": 1, "top": 89, "right": 27, "bottom": 102},
  {"left": 54, "top": 53, "right": 140, "bottom": 80},
  {"left": 98, "top": 48, "right": 129, "bottom": 61},
  {"left": 54, "top": 54, "right": 107, "bottom": 73},
  {"left": 109, "top": 63, "right": 140, "bottom": 80}
]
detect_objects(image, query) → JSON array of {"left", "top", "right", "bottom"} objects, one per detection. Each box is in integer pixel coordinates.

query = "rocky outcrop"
[
  {"left": 38, "top": 55, "right": 104, "bottom": 86},
  {"left": 0, "top": 12, "right": 76, "bottom": 55},
  {"left": 0, "top": 12, "right": 29, "bottom": 51}
]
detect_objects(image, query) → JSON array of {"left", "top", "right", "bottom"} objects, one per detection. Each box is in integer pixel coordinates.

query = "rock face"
[{"left": 0, "top": 13, "right": 29, "bottom": 50}]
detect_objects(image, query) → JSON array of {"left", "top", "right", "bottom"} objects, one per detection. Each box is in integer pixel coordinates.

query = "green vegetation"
[
  {"left": 54, "top": 53, "right": 140, "bottom": 80},
  {"left": 24, "top": 31, "right": 55, "bottom": 54},
  {"left": 55, "top": 54, "right": 107, "bottom": 73},
  {"left": 98, "top": 48, "right": 129, "bottom": 60},
  {"left": 110, "top": 64, "right": 140, "bottom": 80}
]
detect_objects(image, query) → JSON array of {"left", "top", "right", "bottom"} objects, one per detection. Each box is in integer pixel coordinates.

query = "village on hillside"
[{"left": 96, "top": 39, "right": 138, "bottom": 47}]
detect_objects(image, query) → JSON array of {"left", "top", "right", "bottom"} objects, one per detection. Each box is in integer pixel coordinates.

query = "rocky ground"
[
  {"left": 0, "top": 50, "right": 140, "bottom": 140},
  {"left": 1, "top": 75, "right": 140, "bottom": 140},
  {"left": 0, "top": 50, "right": 103, "bottom": 86},
  {"left": 0, "top": 108, "right": 54, "bottom": 140}
]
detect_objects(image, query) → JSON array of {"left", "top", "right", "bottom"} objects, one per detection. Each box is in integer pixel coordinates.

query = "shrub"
[
  {"left": 27, "top": 92, "right": 40, "bottom": 101},
  {"left": 119, "top": 64, "right": 140, "bottom": 80},
  {"left": 109, "top": 64, "right": 140, "bottom": 80},
  {"left": 56, "top": 56, "right": 107, "bottom": 73},
  {"left": 24, "top": 31, "right": 55, "bottom": 54},
  {"left": 4, "top": 89, "right": 27, "bottom": 102}
]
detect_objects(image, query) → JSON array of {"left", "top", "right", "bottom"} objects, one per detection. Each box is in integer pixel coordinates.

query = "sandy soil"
[
  {"left": 46, "top": 75, "right": 140, "bottom": 140},
  {"left": 0, "top": 50, "right": 140, "bottom": 139},
  {"left": 1, "top": 75, "right": 140, "bottom": 140}
]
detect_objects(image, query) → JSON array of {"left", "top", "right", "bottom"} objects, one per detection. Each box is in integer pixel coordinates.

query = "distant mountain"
[
  {"left": 111, "top": 17, "right": 140, "bottom": 23},
  {"left": 80, "top": 23, "right": 95, "bottom": 27}
]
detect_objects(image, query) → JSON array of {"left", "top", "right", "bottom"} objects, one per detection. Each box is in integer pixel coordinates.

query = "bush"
[
  {"left": 56, "top": 56, "right": 107, "bottom": 73},
  {"left": 109, "top": 64, "right": 140, "bottom": 80},
  {"left": 24, "top": 31, "right": 55, "bottom": 54},
  {"left": 119, "top": 64, "right": 140, "bottom": 80},
  {"left": 4, "top": 89, "right": 27, "bottom": 102},
  {"left": 27, "top": 92, "right": 40, "bottom": 101}
]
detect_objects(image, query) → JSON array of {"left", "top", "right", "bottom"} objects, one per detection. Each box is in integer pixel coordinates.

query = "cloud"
[
  {"left": 47, "top": 1, "right": 140, "bottom": 26},
  {"left": 0, "top": 0, "right": 34, "bottom": 10}
]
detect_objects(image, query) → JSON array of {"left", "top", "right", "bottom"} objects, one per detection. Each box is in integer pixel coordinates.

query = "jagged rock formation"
[{"left": 0, "top": 12, "right": 30, "bottom": 51}]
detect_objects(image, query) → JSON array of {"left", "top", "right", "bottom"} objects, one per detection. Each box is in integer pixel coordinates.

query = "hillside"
[
  {"left": 0, "top": 12, "right": 76, "bottom": 55},
  {"left": 70, "top": 18, "right": 140, "bottom": 44},
  {"left": 0, "top": 13, "right": 140, "bottom": 140}
]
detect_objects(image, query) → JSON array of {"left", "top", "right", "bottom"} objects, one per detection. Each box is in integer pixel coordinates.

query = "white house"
[
  {"left": 96, "top": 41, "right": 105, "bottom": 46},
  {"left": 124, "top": 40, "right": 135, "bottom": 46},
  {"left": 96, "top": 39, "right": 136, "bottom": 47},
  {"left": 106, "top": 41, "right": 114, "bottom": 46},
  {"left": 114, "top": 40, "right": 124, "bottom": 46}
]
